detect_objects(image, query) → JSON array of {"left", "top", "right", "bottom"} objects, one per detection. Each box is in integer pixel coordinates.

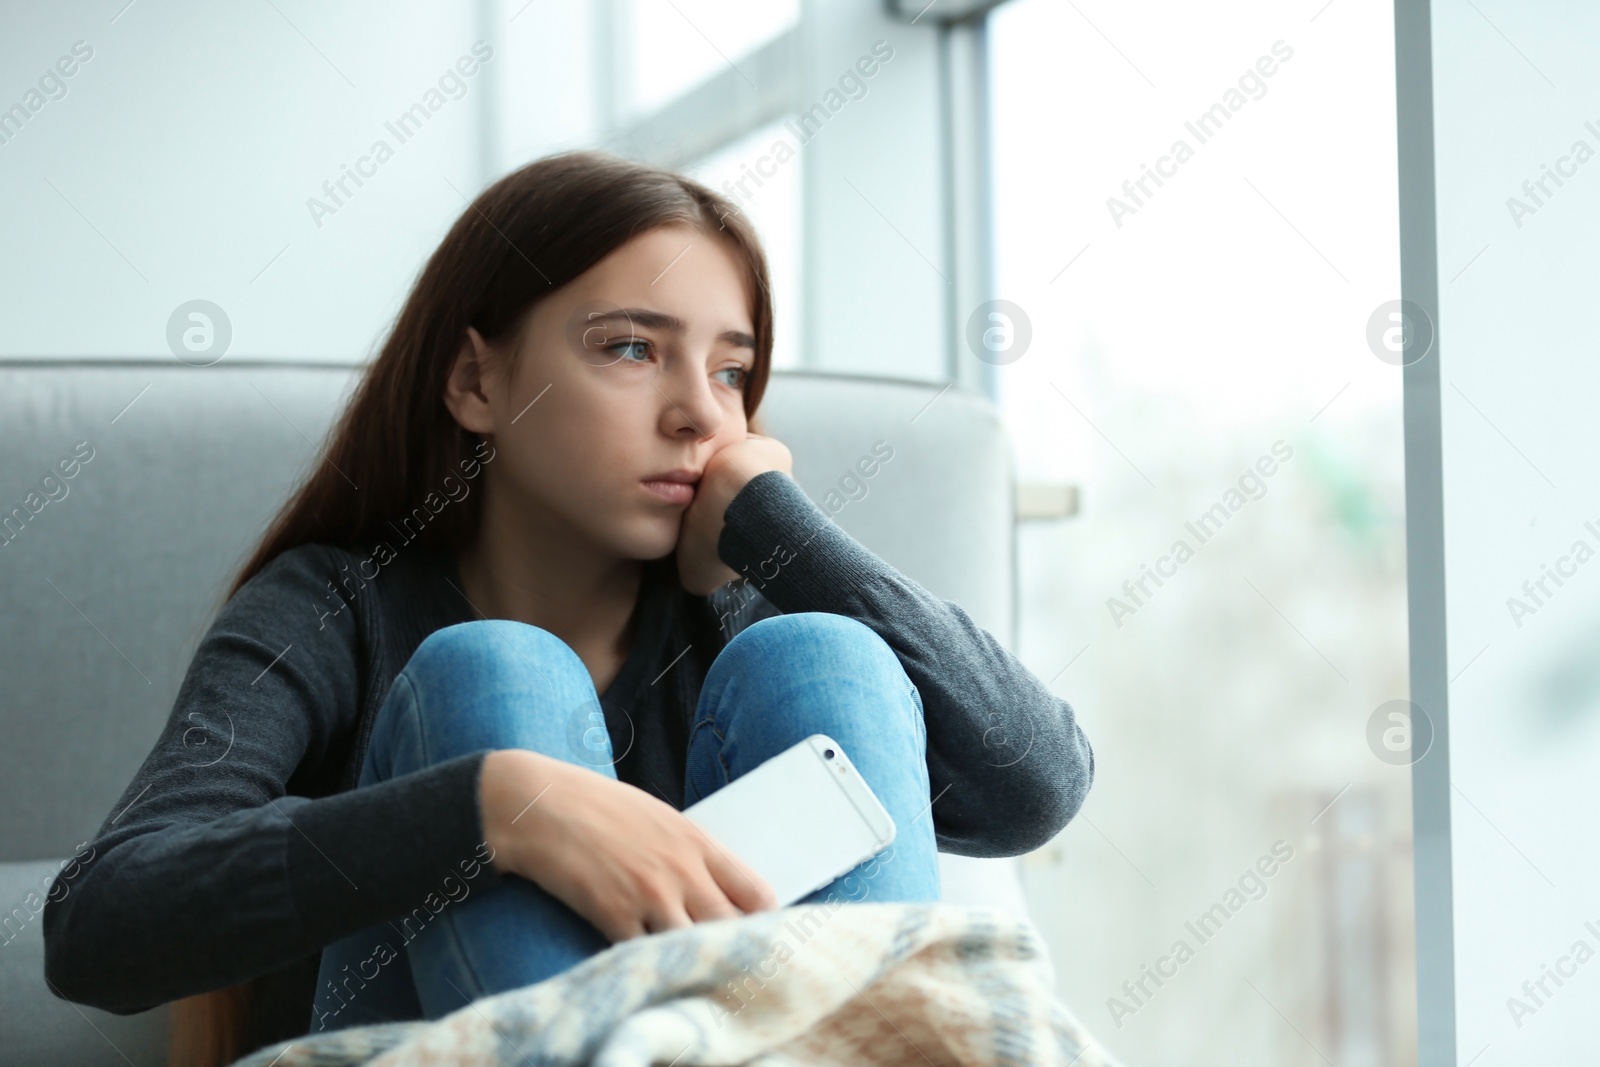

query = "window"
[{"left": 990, "top": 0, "right": 1413, "bottom": 1061}]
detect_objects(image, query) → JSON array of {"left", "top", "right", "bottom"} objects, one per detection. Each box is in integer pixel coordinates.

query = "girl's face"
[{"left": 474, "top": 223, "right": 757, "bottom": 562}]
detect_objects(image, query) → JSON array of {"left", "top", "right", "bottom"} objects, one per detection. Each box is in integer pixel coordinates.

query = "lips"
[{"left": 641, "top": 468, "right": 701, "bottom": 506}]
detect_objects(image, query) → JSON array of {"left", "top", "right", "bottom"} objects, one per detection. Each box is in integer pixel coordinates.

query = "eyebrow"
[{"left": 586, "top": 308, "right": 756, "bottom": 351}]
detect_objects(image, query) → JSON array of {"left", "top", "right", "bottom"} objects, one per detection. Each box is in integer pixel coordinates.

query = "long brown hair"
[{"left": 168, "top": 149, "right": 775, "bottom": 1067}]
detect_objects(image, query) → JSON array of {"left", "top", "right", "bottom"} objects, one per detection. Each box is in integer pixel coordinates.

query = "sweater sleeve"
[
  {"left": 41, "top": 544, "right": 502, "bottom": 1015},
  {"left": 716, "top": 470, "right": 1094, "bottom": 858}
]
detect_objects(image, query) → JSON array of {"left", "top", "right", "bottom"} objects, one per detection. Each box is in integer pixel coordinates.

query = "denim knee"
[
  {"left": 715, "top": 613, "right": 925, "bottom": 734},
  {"left": 407, "top": 619, "right": 586, "bottom": 683},
  {"left": 404, "top": 618, "right": 587, "bottom": 699},
  {"left": 725, "top": 612, "right": 910, "bottom": 684},
  {"left": 382, "top": 619, "right": 607, "bottom": 768}
]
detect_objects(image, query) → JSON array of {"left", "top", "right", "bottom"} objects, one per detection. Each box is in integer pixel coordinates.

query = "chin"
[{"left": 610, "top": 517, "right": 684, "bottom": 563}]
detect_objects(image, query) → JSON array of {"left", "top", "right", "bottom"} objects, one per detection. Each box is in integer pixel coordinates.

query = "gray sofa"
[{"left": 0, "top": 359, "right": 1042, "bottom": 1065}]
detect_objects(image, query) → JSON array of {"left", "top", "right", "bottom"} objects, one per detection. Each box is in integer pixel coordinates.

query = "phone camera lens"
[{"left": 823, "top": 748, "right": 835, "bottom": 759}]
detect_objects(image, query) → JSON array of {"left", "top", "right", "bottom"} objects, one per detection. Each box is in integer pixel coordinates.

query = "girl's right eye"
[{"left": 605, "top": 338, "right": 651, "bottom": 362}]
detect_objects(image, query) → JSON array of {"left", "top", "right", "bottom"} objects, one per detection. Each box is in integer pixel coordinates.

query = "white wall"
[{"left": 0, "top": 0, "right": 598, "bottom": 363}]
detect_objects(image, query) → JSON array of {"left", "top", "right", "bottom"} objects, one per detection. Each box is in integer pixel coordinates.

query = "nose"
[{"left": 656, "top": 360, "right": 725, "bottom": 443}]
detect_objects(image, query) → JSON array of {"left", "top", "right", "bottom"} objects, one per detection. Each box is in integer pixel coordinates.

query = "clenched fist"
[{"left": 675, "top": 432, "right": 793, "bottom": 595}]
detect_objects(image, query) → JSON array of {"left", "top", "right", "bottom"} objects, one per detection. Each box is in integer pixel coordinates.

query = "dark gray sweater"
[{"left": 42, "top": 469, "right": 1093, "bottom": 1050}]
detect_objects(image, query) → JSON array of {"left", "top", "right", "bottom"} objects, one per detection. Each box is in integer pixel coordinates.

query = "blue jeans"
[{"left": 308, "top": 611, "right": 939, "bottom": 1032}]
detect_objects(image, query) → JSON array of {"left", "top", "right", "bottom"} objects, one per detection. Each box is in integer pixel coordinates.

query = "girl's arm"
[
  {"left": 42, "top": 544, "right": 501, "bottom": 1014},
  {"left": 715, "top": 470, "right": 1095, "bottom": 859}
]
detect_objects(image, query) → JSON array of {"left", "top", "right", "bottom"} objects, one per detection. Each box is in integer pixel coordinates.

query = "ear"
[{"left": 443, "top": 326, "right": 498, "bottom": 435}]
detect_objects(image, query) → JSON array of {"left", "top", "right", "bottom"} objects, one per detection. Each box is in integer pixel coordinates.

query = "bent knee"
[
  {"left": 405, "top": 619, "right": 588, "bottom": 693},
  {"left": 395, "top": 620, "right": 609, "bottom": 760},
  {"left": 729, "top": 612, "right": 897, "bottom": 672}
]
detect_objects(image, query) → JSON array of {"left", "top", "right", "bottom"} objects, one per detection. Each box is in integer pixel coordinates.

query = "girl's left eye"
[
  {"left": 714, "top": 366, "right": 748, "bottom": 388},
  {"left": 608, "top": 339, "right": 652, "bottom": 362}
]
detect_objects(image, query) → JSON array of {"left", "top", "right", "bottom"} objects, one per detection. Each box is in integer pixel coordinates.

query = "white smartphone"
[{"left": 683, "top": 733, "right": 897, "bottom": 907}]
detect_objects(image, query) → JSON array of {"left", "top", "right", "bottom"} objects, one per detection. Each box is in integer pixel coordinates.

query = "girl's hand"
[
  {"left": 480, "top": 750, "right": 778, "bottom": 942},
  {"left": 676, "top": 433, "right": 793, "bottom": 595}
]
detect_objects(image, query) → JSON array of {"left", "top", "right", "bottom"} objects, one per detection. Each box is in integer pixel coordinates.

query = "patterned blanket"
[{"left": 232, "top": 902, "right": 1123, "bottom": 1067}]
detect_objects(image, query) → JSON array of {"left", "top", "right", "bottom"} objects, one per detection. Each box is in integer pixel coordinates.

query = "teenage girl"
[{"left": 43, "top": 150, "right": 1094, "bottom": 1067}]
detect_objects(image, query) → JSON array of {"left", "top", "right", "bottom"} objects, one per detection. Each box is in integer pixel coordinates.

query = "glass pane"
[{"left": 988, "top": 0, "right": 1414, "bottom": 1063}]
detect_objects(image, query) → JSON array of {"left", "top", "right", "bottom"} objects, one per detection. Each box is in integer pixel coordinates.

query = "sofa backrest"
[
  {"left": 0, "top": 360, "right": 1016, "bottom": 859},
  {"left": 0, "top": 359, "right": 1029, "bottom": 1065}
]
